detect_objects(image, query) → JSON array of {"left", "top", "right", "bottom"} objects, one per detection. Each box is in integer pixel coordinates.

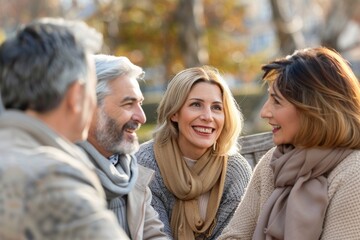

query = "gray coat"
[{"left": 0, "top": 111, "right": 128, "bottom": 240}]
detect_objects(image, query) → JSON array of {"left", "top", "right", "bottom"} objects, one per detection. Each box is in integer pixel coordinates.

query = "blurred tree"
[
  {"left": 87, "top": 0, "right": 180, "bottom": 82},
  {"left": 3, "top": 0, "right": 357, "bottom": 87},
  {"left": 269, "top": 0, "right": 360, "bottom": 55},
  {"left": 320, "top": 0, "right": 360, "bottom": 51},
  {"left": 269, "top": 0, "right": 305, "bottom": 55},
  {"left": 0, "top": 0, "right": 61, "bottom": 34},
  {"left": 87, "top": 0, "right": 248, "bottom": 84},
  {"left": 176, "top": 0, "right": 208, "bottom": 67}
]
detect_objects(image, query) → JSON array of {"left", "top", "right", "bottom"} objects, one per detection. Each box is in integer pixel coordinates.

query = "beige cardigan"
[{"left": 219, "top": 147, "right": 360, "bottom": 240}]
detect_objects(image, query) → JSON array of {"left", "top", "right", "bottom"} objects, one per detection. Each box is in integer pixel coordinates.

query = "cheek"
[
  {"left": 217, "top": 114, "right": 225, "bottom": 128},
  {"left": 286, "top": 112, "right": 301, "bottom": 138}
]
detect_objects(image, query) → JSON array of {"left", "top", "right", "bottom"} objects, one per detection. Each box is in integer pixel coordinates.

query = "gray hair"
[
  {"left": 0, "top": 17, "right": 102, "bottom": 113},
  {"left": 94, "top": 54, "right": 144, "bottom": 105}
]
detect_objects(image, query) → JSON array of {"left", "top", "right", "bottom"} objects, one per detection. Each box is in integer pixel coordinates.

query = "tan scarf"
[
  {"left": 253, "top": 145, "right": 353, "bottom": 240},
  {"left": 154, "top": 137, "right": 228, "bottom": 239}
]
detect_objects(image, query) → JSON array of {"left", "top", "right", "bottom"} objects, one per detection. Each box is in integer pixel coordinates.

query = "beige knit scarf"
[
  {"left": 253, "top": 144, "right": 353, "bottom": 240},
  {"left": 154, "top": 137, "right": 228, "bottom": 239}
]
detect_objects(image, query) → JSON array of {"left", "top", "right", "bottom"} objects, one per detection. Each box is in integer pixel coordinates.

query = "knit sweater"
[
  {"left": 219, "top": 147, "right": 360, "bottom": 240},
  {"left": 135, "top": 140, "right": 253, "bottom": 240}
]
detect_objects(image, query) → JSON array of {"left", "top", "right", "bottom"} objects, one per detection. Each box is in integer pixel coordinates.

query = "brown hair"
[{"left": 262, "top": 47, "right": 360, "bottom": 148}]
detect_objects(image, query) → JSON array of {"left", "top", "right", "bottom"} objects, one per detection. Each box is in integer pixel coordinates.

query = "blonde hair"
[
  {"left": 262, "top": 47, "right": 360, "bottom": 148},
  {"left": 153, "top": 66, "right": 243, "bottom": 155}
]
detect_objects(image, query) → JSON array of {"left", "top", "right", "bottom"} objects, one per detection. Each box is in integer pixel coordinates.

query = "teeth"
[
  {"left": 273, "top": 125, "right": 280, "bottom": 130},
  {"left": 194, "top": 127, "right": 212, "bottom": 133}
]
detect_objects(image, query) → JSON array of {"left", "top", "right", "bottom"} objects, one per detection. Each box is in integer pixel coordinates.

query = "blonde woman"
[{"left": 136, "top": 66, "right": 252, "bottom": 240}]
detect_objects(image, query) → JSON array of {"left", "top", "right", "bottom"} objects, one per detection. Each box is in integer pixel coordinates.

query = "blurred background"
[{"left": 1, "top": 0, "right": 359, "bottom": 142}]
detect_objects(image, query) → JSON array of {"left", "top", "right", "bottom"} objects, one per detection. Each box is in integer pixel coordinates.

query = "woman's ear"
[{"left": 170, "top": 113, "right": 178, "bottom": 122}]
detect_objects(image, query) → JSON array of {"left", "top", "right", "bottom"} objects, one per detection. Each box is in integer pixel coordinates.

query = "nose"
[
  {"left": 132, "top": 104, "right": 147, "bottom": 125},
  {"left": 260, "top": 98, "right": 272, "bottom": 119},
  {"left": 200, "top": 107, "right": 213, "bottom": 122}
]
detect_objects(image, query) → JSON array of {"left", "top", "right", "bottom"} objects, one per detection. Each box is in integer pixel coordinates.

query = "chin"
[{"left": 117, "top": 141, "right": 139, "bottom": 155}]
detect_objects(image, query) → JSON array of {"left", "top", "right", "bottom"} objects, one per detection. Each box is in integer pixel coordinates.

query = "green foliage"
[{"left": 138, "top": 123, "right": 156, "bottom": 143}]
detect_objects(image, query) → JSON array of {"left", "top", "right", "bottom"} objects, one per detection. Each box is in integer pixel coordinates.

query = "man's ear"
[{"left": 65, "top": 81, "right": 84, "bottom": 113}]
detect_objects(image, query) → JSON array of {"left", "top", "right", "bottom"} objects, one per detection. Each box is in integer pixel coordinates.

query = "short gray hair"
[
  {"left": 0, "top": 17, "right": 102, "bottom": 112},
  {"left": 94, "top": 54, "right": 144, "bottom": 105}
]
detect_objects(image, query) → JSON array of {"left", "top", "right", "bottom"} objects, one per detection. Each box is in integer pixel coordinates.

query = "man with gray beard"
[{"left": 77, "top": 54, "right": 167, "bottom": 240}]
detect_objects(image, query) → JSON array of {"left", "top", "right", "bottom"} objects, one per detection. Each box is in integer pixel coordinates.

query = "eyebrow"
[
  {"left": 270, "top": 88, "right": 284, "bottom": 101},
  {"left": 189, "top": 97, "right": 223, "bottom": 104},
  {"left": 122, "top": 96, "right": 144, "bottom": 103}
]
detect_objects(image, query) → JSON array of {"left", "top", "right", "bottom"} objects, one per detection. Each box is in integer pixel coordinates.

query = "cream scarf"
[
  {"left": 154, "top": 137, "right": 228, "bottom": 239},
  {"left": 253, "top": 144, "right": 353, "bottom": 240}
]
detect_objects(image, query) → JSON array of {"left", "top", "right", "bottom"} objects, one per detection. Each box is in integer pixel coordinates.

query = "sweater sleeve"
[
  {"left": 321, "top": 152, "right": 360, "bottom": 240},
  {"left": 218, "top": 149, "right": 274, "bottom": 240},
  {"left": 209, "top": 153, "right": 253, "bottom": 240}
]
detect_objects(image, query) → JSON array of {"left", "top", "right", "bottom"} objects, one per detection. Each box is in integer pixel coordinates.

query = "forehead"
[
  {"left": 108, "top": 75, "right": 142, "bottom": 98},
  {"left": 189, "top": 82, "right": 222, "bottom": 97},
  {"left": 268, "top": 81, "right": 281, "bottom": 95}
]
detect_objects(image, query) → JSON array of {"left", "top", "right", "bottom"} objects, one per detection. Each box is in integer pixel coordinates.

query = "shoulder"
[
  {"left": 226, "top": 153, "right": 252, "bottom": 177},
  {"left": 228, "top": 152, "right": 252, "bottom": 168},
  {"left": 136, "top": 140, "right": 157, "bottom": 167},
  {"left": 328, "top": 150, "right": 360, "bottom": 192},
  {"left": 1, "top": 146, "right": 93, "bottom": 176},
  {"left": 137, "top": 139, "right": 155, "bottom": 153},
  {"left": 38, "top": 147, "right": 99, "bottom": 183},
  {"left": 328, "top": 150, "right": 360, "bottom": 179},
  {"left": 24, "top": 149, "right": 106, "bottom": 210},
  {"left": 7, "top": 146, "right": 104, "bottom": 196},
  {"left": 253, "top": 147, "right": 275, "bottom": 172},
  {"left": 0, "top": 147, "right": 106, "bottom": 208}
]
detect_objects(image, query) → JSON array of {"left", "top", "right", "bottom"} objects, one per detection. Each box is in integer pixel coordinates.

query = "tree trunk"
[
  {"left": 269, "top": 0, "right": 305, "bottom": 55},
  {"left": 176, "top": 0, "right": 208, "bottom": 67},
  {"left": 320, "top": 0, "right": 360, "bottom": 51}
]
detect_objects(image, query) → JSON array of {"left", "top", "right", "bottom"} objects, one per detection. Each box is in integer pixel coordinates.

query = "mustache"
[{"left": 123, "top": 120, "right": 141, "bottom": 131}]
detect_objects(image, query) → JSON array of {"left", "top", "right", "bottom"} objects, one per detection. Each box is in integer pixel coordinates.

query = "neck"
[
  {"left": 87, "top": 133, "right": 113, "bottom": 158},
  {"left": 26, "top": 109, "right": 78, "bottom": 142}
]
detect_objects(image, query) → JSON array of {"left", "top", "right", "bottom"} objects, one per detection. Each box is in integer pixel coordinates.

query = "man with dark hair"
[{"left": 0, "top": 18, "right": 128, "bottom": 239}]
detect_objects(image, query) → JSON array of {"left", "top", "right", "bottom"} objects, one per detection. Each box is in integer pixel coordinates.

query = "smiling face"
[
  {"left": 88, "top": 75, "right": 146, "bottom": 157},
  {"left": 171, "top": 81, "right": 225, "bottom": 159},
  {"left": 260, "top": 82, "right": 300, "bottom": 146}
]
